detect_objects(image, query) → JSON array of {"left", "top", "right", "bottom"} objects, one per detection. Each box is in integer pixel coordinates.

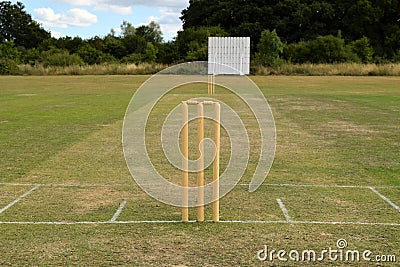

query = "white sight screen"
[{"left": 208, "top": 37, "right": 250, "bottom": 75}]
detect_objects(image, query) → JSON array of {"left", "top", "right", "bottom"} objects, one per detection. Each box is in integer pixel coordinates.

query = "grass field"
[{"left": 0, "top": 75, "right": 399, "bottom": 266}]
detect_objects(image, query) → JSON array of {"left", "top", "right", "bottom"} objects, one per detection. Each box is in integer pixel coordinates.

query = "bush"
[
  {"left": 77, "top": 44, "right": 110, "bottom": 65},
  {"left": 283, "top": 35, "right": 359, "bottom": 63},
  {"left": 309, "top": 35, "right": 346, "bottom": 63},
  {"left": 0, "top": 58, "right": 19, "bottom": 74},
  {"left": 144, "top": 42, "right": 158, "bottom": 62},
  {"left": 40, "top": 48, "right": 84, "bottom": 67},
  {"left": 0, "top": 41, "right": 20, "bottom": 74},
  {"left": 256, "top": 29, "right": 284, "bottom": 67},
  {"left": 185, "top": 41, "right": 207, "bottom": 61},
  {"left": 392, "top": 49, "right": 400, "bottom": 63},
  {"left": 21, "top": 48, "right": 40, "bottom": 65},
  {"left": 121, "top": 53, "right": 144, "bottom": 64},
  {"left": 284, "top": 41, "right": 311, "bottom": 63},
  {"left": 349, "top": 37, "right": 374, "bottom": 63}
]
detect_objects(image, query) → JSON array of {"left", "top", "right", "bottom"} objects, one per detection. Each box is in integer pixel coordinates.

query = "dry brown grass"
[
  {"left": 325, "top": 120, "right": 382, "bottom": 134},
  {"left": 255, "top": 63, "right": 400, "bottom": 76},
  {"left": 12, "top": 62, "right": 400, "bottom": 76},
  {"left": 16, "top": 63, "right": 168, "bottom": 75}
]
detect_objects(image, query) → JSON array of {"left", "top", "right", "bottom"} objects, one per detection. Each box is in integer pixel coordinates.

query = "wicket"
[
  {"left": 182, "top": 100, "right": 220, "bottom": 222},
  {"left": 207, "top": 75, "right": 216, "bottom": 94}
]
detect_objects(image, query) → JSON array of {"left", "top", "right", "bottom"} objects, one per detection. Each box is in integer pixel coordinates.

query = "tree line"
[
  {"left": 1, "top": 1, "right": 400, "bottom": 74},
  {"left": 181, "top": 0, "right": 400, "bottom": 60}
]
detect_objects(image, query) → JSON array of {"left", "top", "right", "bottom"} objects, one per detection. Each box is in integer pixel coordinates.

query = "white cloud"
[
  {"left": 160, "top": 23, "right": 182, "bottom": 40},
  {"left": 121, "top": 0, "right": 188, "bottom": 8},
  {"left": 66, "top": 9, "right": 99, "bottom": 27},
  {"left": 54, "top": 0, "right": 188, "bottom": 14},
  {"left": 157, "top": 8, "right": 181, "bottom": 24},
  {"left": 34, "top": 7, "right": 98, "bottom": 29},
  {"left": 56, "top": 0, "right": 188, "bottom": 9},
  {"left": 50, "top": 30, "right": 63, "bottom": 39},
  {"left": 135, "top": 8, "right": 182, "bottom": 40},
  {"left": 42, "top": 0, "right": 189, "bottom": 39},
  {"left": 56, "top": 0, "right": 97, "bottom": 6},
  {"left": 34, "top": 8, "right": 62, "bottom": 27},
  {"left": 93, "top": 4, "right": 132, "bottom": 15},
  {"left": 111, "top": 27, "right": 123, "bottom": 35},
  {"left": 146, "top": 8, "right": 183, "bottom": 39}
]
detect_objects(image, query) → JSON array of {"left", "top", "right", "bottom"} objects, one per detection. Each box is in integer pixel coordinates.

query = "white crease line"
[
  {"left": 106, "top": 220, "right": 189, "bottom": 224},
  {"left": 110, "top": 200, "right": 127, "bottom": 222},
  {"left": 277, "top": 198, "right": 292, "bottom": 222},
  {"left": 0, "top": 183, "right": 43, "bottom": 187},
  {"left": 240, "top": 183, "right": 400, "bottom": 189},
  {"left": 0, "top": 220, "right": 398, "bottom": 226},
  {"left": 219, "top": 220, "right": 400, "bottom": 226},
  {"left": 369, "top": 187, "right": 400, "bottom": 213},
  {"left": 218, "top": 220, "right": 287, "bottom": 224},
  {"left": 292, "top": 221, "right": 400, "bottom": 226},
  {"left": 0, "top": 183, "right": 126, "bottom": 188},
  {"left": 0, "top": 220, "right": 188, "bottom": 225},
  {"left": 0, "top": 185, "right": 41, "bottom": 214},
  {"left": 0, "top": 182, "right": 399, "bottom": 189}
]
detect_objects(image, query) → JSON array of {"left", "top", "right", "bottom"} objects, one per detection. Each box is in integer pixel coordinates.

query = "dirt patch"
[
  {"left": 71, "top": 187, "right": 129, "bottom": 212},
  {"left": 16, "top": 94, "right": 37, "bottom": 96},
  {"left": 274, "top": 98, "right": 340, "bottom": 111},
  {"left": 326, "top": 120, "right": 382, "bottom": 134}
]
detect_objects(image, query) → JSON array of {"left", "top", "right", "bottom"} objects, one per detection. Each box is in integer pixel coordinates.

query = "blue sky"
[{"left": 18, "top": 0, "right": 189, "bottom": 41}]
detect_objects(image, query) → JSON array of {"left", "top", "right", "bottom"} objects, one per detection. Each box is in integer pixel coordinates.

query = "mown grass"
[
  {"left": 0, "top": 76, "right": 147, "bottom": 182},
  {"left": 0, "top": 76, "right": 399, "bottom": 266}
]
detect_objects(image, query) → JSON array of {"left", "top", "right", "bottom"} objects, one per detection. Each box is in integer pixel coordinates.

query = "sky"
[{"left": 17, "top": 0, "right": 190, "bottom": 41}]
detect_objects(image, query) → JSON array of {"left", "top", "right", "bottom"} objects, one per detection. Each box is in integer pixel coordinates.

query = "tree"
[
  {"left": 122, "top": 34, "right": 147, "bottom": 55},
  {"left": 120, "top": 21, "right": 160, "bottom": 56},
  {"left": 156, "top": 42, "right": 178, "bottom": 64},
  {"left": 0, "top": 41, "right": 20, "bottom": 74},
  {"left": 256, "top": 29, "right": 283, "bottom": 67},
  {"left": 181, "top": 0, "right": 337, "bottom": 45},
  {"left": 0, "top": 1, "right": 50, "bottom": 48},
  {"left": 175, "top": 26, "right": 227, "bottom": 60},
  {"left": 87, "top": 36, "right": 106, "bottom": 51},
  {"left": 180, "top": 0, "right": 217, "bottom": 30},
  {"left": 136, "top": 21, "right": 163, "bottom": 45},
  {"left": 103, "top": 36, "right": 127, "bottom": 59},
  {"left": 384, "top": 27, "right": 400, "bottom": 59},
  {"left": 180, "top": 0, "right": 400, "bottom": 60},
  {"left": 121, "top": 21, "right": 136, "bottom": 37},
  {"left": 53, "top": 37, "right": 84, "bottom": 54}
]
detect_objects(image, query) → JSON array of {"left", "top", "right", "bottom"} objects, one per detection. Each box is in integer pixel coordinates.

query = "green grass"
[{"left": 0, "top": 76, "right": 399, "bottom": 266}]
